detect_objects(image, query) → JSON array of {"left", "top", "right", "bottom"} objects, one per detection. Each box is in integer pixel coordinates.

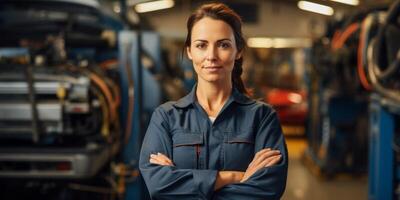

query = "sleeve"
[
  {"left": 139, "top": 107, "right": 218, "bottom": 200},
  {"left": 212, "top": 109, "right": 288, "bottom": 200}
]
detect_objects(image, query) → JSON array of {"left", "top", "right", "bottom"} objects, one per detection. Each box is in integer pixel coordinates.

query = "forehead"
[{"left": 191, "top": 17, "right": 235, "bottom": 41}]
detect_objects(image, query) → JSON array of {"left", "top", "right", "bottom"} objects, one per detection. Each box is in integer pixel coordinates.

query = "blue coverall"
[{"left": 139, "top": 86, "right": 288, "bottom": 200}]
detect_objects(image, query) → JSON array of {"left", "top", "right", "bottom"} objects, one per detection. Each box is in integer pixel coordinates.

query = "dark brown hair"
[{"left": 184, "top": 3, "right": 248, "bottom": 95}]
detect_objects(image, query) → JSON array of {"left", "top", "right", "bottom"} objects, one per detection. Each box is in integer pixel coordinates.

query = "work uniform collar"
[{"left": 173, "top": 84, "right": 255, "bottom": 108}]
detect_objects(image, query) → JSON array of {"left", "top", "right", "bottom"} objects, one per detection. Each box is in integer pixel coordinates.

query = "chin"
[{"left": 200, "top": 74, "right": 228, "bottom": 83}]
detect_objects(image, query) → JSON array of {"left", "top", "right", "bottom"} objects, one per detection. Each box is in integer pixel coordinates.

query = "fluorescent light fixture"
[
  {"left": 135, "top": 0, "right": 174, "bottom": 13},
  {"left": 297, "top": 1, "right": 334, "bottom": 16},
  {"left": 330, "top": 0, "right": 359, "bottom": 6},
  {"left": 247, "top": 38, "right": 274, "bottom": 48},
  {"left": 247, "top": 37, "right": 312, "bottom": 48}
]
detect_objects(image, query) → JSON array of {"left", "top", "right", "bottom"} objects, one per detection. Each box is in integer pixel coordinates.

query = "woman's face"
[{"left": 187, "top": 17, "right": 241, "bottom": 84}]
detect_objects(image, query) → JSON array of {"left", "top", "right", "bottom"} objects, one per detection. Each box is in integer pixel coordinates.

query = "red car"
[{"left": 265, "top": 88, "right": 307, "bottom": 136}]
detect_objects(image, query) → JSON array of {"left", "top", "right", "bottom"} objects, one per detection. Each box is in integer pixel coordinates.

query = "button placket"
[
  {"left": 201, "top": 121, "right": 212, "bottom": 169},
  {"left": 221, "top": 133, "right": 226, "bottom": 170}
]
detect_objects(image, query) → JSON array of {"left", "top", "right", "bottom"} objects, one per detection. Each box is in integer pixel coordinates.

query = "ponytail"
[{"left": 232, "top": 57, "right": 249, "bottom": 95}]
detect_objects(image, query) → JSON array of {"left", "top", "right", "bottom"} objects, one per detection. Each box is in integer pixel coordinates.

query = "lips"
[
  {"left": 203, "top": 66, "right": 222, "bottom": 69},
  {"left": 203, "top": 66, "right": 222, "bottom": 72}
]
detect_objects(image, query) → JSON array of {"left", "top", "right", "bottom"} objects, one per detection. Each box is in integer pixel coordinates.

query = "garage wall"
[{"left": 140, "top": 1, "right": 328, "bottom": 40}]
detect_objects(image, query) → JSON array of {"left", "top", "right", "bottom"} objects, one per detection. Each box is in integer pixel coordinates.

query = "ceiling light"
[
  {"left": 330, "top": 0, "right": 359, "bottom": 6},
  {"left": 247, "top": 38, "right": 274, "bottom": 48},
  {"left": 297, "top": 1, "right": 334, "bottom": 16},
  {"left": 247, "top": 37, "right": 312, "bottom": 49},
  {"left": 135, "top": 0, "right": 174, "bottom": 13}
]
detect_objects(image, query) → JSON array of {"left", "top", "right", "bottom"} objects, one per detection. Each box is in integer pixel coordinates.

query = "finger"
[
  {"left": 257, "top": 155, "right": 282, "bottom": 168},
  {"left": 254, "top": 150, "right": 280, "bottom": 165},
  {"left": 156, "top": 153, "right": 174, "bottom": 166},
  {"left": 265, "top": 155, "right": 282, "bottom": 167},
  {"left": 150, "top": 157, "right": 172, "bottom": 166},
  {"left": 151, "top": 153, "right": 167, "bottom": 161},
  {"left": 157, "top": 153, "right": 173, "bottom": 163},
  {"left": 254, "top": 148, "right": 271, "bottom": 160},
  {"left": 150, "top": 154, "right": 172, "bottom": 166},
  {"left": 163, "top": 158, "right": 174, "bottom": 166},
  {"left": 254, "top": 154, "right": 281, "bottom": 169},
  {"left": 149, "top": 158, "right": 164, "bottom": 165},
  {"left": 150, "top": 157, "right": 166, "bottom": 165},
  {"left": 250, "top": 148, "right": 271, "bottom": 167}
]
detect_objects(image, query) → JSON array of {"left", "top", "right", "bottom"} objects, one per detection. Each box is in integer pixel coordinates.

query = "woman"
[{"left": 139, "top": 3, "right": 288, "bottom": 200}]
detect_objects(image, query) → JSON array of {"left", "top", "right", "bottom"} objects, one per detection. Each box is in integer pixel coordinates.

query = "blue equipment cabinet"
[{"left": 368, "top": 94, "right": 397, "bottom": 200}]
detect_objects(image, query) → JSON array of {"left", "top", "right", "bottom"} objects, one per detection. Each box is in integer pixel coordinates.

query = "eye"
[
  {"left": 195, "top": 42, "right": 207, "bottom": 49},
  {"left": 218, "top": 42, "right": 231, "bottom": 49}
]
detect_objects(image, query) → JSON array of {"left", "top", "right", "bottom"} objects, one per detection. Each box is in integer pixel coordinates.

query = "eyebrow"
[{"left": 193, "top": 39, "right": 232, "bottom": 43}]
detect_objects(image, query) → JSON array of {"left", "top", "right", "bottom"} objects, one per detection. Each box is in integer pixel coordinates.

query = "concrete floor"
[{"left": 282, "top": 139, "right": 368, "bottom": 200}]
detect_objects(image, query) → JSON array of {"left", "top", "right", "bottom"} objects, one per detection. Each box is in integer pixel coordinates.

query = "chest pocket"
[
  {"left": 172, "top": 132, "right": 203, "bottom": 169},
  {"left": 224, "top": 130, "right": 255, "bottom": 171}
]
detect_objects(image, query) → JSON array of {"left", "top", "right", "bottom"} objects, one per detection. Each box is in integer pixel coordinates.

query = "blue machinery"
[
  {"left": 305, "top": 92, "right": 368, "bottom": 177},
  {"left": 306, "top": 3, "right": 400, "bottom": 191},
  {"left": 0, "top": 0, "right": 166, "bottom": 199},
  {"left": 368, "top": 95, "right": 398, "bottom": 200},
  {"left": 366, "top": 1, "right": 400, "bottom": 199},
  {"left": 306, "top": 0, "right": 400, "bottom": 198},
  {"left": 305, "top": 12, "right": 370, "bottom": 177},
  {"left": 118, "top": 31, "right": 162, "bottom": 200}
]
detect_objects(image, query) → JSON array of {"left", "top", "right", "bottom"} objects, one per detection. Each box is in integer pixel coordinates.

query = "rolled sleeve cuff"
[{"left": 193, "top": 169, "right": 218, "bottom": 199}]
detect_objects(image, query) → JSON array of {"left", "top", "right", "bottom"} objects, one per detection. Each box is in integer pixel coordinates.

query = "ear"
[
  {"left": 186, "top": 47, "right": 193, "bottom": 60},
  {"left": 235, "top": 50, "right": 243, "bottom": 60}
]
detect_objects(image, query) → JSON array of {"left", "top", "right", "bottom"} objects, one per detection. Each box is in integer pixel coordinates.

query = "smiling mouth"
[
  {"left": 203, "top": 66, "right": 222, "bottom": 73},
  {"left": 203, "top": 66, "right": 222, "bottom": 69}
]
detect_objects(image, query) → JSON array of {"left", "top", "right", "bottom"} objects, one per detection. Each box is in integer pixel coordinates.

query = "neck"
[{"left": 196, "top": 80, "right": 232, "bottom": 117}]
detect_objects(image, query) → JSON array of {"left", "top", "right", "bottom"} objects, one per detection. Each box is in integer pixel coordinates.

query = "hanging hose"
[
  {"left": 328, "top": 22, "right": 362, "bottom": 92},
  {"left": 89, "top": 72, "right": 118, "bottom": 122},
  {"left": 99, "top": 59, "right": 119, "bottom": 70},
  {"left": 367, "top": 39, "right": 400, "bottom": 103},
  {"left": 331, "top": 23, "right": 360, "bottom": 50},
  {"left": 103, "top": 76, "right": 122, "bottom": 140},
  {"left": 90, "top": 85, "right": 111, "bottom": 139},
  {"left": 371, "top": 0, "right": 400, "bottom": 81},
  {"left": 373, "top": 51, "right": 400, "bottom": 80},
  {"left": 103, "top": 77, "right": 121, "bottom": 109},
  {"left": 123, "top": 44, "right": 135, "bottom": 145},
  {"left": 357, "top": 16, "right": 373, "bottom": 90},
  {"left": 366, "top": 0, "right": 400, "bottom": 103}
]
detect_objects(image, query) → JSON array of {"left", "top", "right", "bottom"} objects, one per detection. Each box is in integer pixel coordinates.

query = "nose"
[{"left": 206, "top": 46, "right": 217, "bottom": 61}]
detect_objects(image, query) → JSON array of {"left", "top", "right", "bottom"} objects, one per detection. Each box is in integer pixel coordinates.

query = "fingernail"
[
  {"left": 157, "top": 152, "right": 161, "bottom": 155},
  {"left": 150, "top": 154, "right": 155, "bottom": 158}
]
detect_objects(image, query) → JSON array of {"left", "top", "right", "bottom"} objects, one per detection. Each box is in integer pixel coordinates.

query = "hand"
[
  {"left": 149, "top": 152, "right": 174, "bottom": 166},
  {"left": 241, "top": 148, "right": 281, "bottom": 182},
  {"left": 215, "top": 171, "right": 244, "bottom": 191}
]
